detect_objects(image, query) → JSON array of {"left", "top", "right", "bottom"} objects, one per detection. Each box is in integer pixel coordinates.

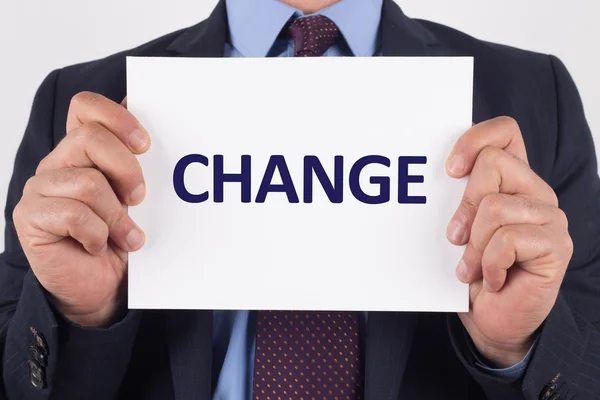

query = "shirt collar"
[{"left": 225, "top": 0, "right": 383, "bottom": 57}]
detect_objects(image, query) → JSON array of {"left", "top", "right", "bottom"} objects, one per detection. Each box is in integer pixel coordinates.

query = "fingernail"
[
  {"left": 447, "top": 154, "right": 466, "bottom": 176},
  {"left": 126, "top": 226, "right": 145, "bottom": 251},
  {"left": 128, "top": 129, "right": 149, "bottom": 152},
  {"left": 456, "top": 259, "right": 469, "bottom": 282},
  {"left": 130, "top": 182, "right": 146, "bottom": 205},
  {"left": 447, "top": 219, "right": 465, "bottom": 243}
]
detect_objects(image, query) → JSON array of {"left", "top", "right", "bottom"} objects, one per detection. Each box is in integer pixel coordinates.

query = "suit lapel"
[
  {"left": 365, "top": 312, "right": 418, "bottom": 400},
  {"left": 162, "top": 2, "right": 227, "bottom": 399},
  {"left": 165, "top": 311, "right": 213, "bottom": 400},
  {"left": 165, "top": 0, "right": 228, "bottom": 57},
  {"left": 380, "top": 0, "right": 441, "bottom": 57}
]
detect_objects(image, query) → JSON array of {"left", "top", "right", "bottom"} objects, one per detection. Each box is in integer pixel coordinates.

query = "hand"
[
  {"left": 446, "top": 117, "right": 573, "bottom": 368},
  {"left": 13, "top": 92, "right": 150, "bottom": 328}
]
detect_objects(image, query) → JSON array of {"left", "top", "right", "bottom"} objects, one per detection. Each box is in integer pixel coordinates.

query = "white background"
[{"left": 0, "top": 0, "right": 599, "bottom": 252}]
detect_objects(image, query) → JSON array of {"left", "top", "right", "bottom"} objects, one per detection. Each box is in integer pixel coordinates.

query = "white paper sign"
[{"left": 127, "top": 57, "right": 472, "bottom": 312}]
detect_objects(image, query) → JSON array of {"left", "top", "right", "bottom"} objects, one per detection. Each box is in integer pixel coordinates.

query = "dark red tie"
[
  {"left": 253, "top": 311, "right": 363, "bottom": 400},
  {"left": 252, "top": 18, "right": 362, "bottom": 400},
  {"left": 282, "top": 15, "right": 341, "bottom": 57}
]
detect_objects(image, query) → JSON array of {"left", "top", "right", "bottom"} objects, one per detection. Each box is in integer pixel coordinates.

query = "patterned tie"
[
  {"left": 252, "top": 311, "right": 363, "bottom": 400},
  {"left": 282, "top": 15, "right": 341, "bottom": 57},
  {"left": 252, "top": 18, "right": 362, "bottom": 400}
]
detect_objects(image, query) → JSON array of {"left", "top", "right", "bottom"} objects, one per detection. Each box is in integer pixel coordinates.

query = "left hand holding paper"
[{"left": 446, "top": 116, "right": 574, "bottom": 367}]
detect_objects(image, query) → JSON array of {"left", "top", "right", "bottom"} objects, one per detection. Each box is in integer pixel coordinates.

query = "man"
[{"left": 1, "top": 0, "right": 599, "bottom": 398}]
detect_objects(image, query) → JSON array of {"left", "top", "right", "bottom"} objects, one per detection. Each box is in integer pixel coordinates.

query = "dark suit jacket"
[{"left": 1, "top": 1, "right": 600, "bottom": 399}]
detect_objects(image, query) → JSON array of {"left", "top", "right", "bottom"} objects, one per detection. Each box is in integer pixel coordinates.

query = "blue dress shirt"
[
  {"left": 212, "top": 1, "right": 533, "bottom": 398},
  {"left": 224, "top": 0, "right": 381, "bottom": 58}
]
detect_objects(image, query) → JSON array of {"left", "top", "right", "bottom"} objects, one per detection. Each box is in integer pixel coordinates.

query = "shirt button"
[{"left": 28, "top": 360, "right": 45, "bottom": 389}]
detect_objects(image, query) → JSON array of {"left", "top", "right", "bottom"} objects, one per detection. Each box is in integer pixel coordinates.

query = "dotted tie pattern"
[
  {"left": 283, "top": 16, "right": 341, "bottom": 57},
  {"left": 252, "top": 311, "right": 363, "bottom": 400}
]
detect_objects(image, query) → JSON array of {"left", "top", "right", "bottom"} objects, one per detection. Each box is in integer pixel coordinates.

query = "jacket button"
[
  {"left": 30, "top": 345, "right": 47, "bottom": 366},
  {"left": 28, "top": 360, "right": 45, "bottom": 389},
  {"left": 540, "top": 383, "right": 557, "bottom": 399},
  {"left": 31, "top": 330, "right": 49, "bottom": 356},
  {"left": 540, "top": 373, "right": 561, "bottom": 400},
  {"left": 541, "top": 383, "right": 557, "bottom": 397}
]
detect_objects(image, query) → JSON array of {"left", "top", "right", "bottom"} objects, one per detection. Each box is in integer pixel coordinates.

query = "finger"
[
  {"left": 15, "top": 196, "right": 109, "bottom": 255},
  {"left": 456, "top": 242, "right": 483, "bottom": 284},
  {"left": 36, "top": 123, "right": 146, "bottom": 206},
  {"left": 481, "top": 224, "right": 556, "bottom": 292},
  {"left": 121, "top": 96, "right": 128, "bottom": 108},
  {"left": 455, "top": 194, "right": 559, "bottom": 282},
  {"left": 471, "top": 194, "right": 560, "bottom": 248},
  {"left": 24, "top": 168, "right": 145, "bottom": 252},
  {"left": 456, "top": 198, "right": 569, "bottom": 284},
  {"left": 446, "top": 116, "right": 528, "bottom": 178},
  {"left": 447, "top": 146, "right": 557, "bottom": 245},
  {"left": 67, "top": 91, "right": 150, "bottom": 153}
]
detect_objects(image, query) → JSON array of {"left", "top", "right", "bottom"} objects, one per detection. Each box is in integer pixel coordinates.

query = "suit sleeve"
[
  {"left": 449, "top": 56, "right": 600, "bottom": 400},
  {"left": 1, "top": 71, "right": 142, "bottom": 400}
]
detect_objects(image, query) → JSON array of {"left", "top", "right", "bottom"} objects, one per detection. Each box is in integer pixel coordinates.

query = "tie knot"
[{"left": 284, "top": 16, "right": 341, "bottom": 57}]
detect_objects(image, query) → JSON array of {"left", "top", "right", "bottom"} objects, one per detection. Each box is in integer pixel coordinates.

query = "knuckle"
[
  {"left": 499, "top": 227, "right": 516, "bottom": 246},
  {"left": 12, "top": 201, "right": 26, "bottom": 225},
  {"left": 48, "top": 168, "right": 77, "bottom": 186},
  {"left": 23, "top": 176, "right": 38, "bottom": 196},
  {"left": 496, "top": 115, "right": 520, "bottom": 132},
  {"left": 550, "top": 193, "right": 559, "bottom": 207},
  {"left": 538, "top": 274, "right": 558, "bottom": 291},
  {"left": 70, "top": 91, "right": 99, "bottom": 109},
  {"left": 555, "top": 269, "right": 567, "bottom": 285},
  {"left": 546, "top": 185, "right": 559, "bottom": 207},
  {"left": 461, "top": 194, "right": 478, "bottom": 215},
  {"left": 109, "top": 208, "right": 132, "bottom": 233},
  {"left": 480, "top": 194, "right": 503, "bottom": 221},
  {"left": 36, "top": 135, "right": 72, "bottom": 174},
  {"left": 526, "top": 231, "right": 544, "bottom": 250},
  {"left": 479, "top": 146, "right": 503, "bottom": 168},
  {"left": 74, "top": 169, "right": 105, "bottom": 199},
  {"left": 76, "top": 121, "right": 105, "bottom": 140},
  {"left": 120, "top": 162, "right": 143, "bottom": 188},
  {"left": 512, "top": 152, "right": 529, "bottom": 167},
  {"left": 562, "top": 234, "right": 574, "bottom": 257},
  {"left": 98, "top": 222, "right": 110, "bottom": 244},
  {"left": 12, "top": 202, "right": 31, "bottom": 241},
  {"left": 35, "top": 155, "right": 52, "bottom": 175},
  {"left": 554, "top": 207, "right": 569, "bottom": 229},
  {"left": 516, "top": 196, "right": 537, "bottom": 219},
  {"left": 65, "top": 204, "right": 89, "bottom": 227},
  {"left": 70, "top": 122, "right": 108, "bottom": 150},
  {"left": 482, "top": 260, "right": 498, "bottom": 277},
  {"left": 110, "top": 104, "right": 134, "bottom": 127}
]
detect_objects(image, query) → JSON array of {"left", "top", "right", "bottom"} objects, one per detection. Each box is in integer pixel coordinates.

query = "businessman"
[{"left": 1, "top": 0, "right": 599, "bottom": 399}]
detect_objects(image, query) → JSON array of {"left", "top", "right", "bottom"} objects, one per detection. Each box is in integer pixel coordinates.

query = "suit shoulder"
[
  {"left": 62, "top": 26, "right": 187, "bottom": 75},
  {"left": 49, "top": 22, "right": 207, "bottom": 138},
  {"left": 55, "top": 24, "right": 198, "bottom": 102},
  {"left": 416, "top": 19, "right": 559, "bottom": 115},
  {"left": 417, "top": 19, "right": 552, "bottom": 68}
]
